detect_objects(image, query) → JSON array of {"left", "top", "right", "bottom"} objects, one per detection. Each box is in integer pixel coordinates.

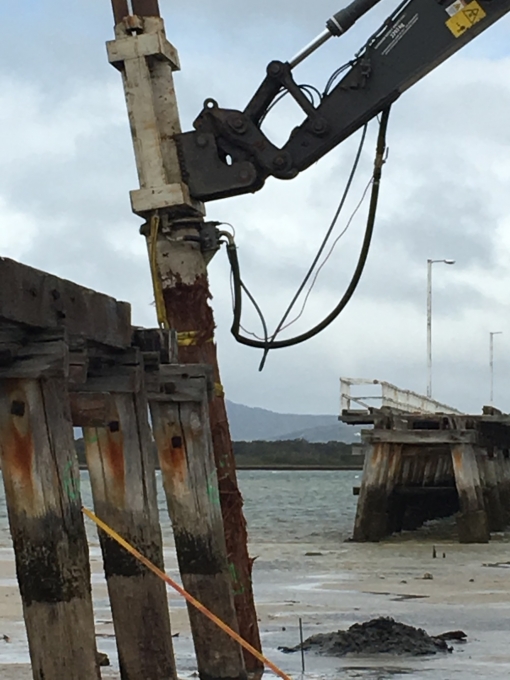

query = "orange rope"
[{"left": 82, "top": 506, "right": 293, "bottom": 680}]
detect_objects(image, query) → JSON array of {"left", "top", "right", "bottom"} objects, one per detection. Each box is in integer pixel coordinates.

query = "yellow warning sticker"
[{"left": 446, "top": 0, "right": 486, "bottom": 37}]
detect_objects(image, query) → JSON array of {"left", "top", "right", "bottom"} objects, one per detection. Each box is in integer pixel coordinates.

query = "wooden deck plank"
[{"left": 0, "top": 257, "right": 131, "bottom": 348}]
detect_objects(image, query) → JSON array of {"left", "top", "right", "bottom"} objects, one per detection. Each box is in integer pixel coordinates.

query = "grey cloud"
[
  {"left": 1, "top": 1, "right": 510, "bottom": 415},
  {"left": 383, "top": 187, "right": 497, "bottom": 268}
]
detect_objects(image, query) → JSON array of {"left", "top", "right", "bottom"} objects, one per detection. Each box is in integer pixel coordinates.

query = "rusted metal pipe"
[
  {"left": 111, "top": 0, "right": 130, "bottom": 24},
  {"left": 132, "top": 0, "right": 161, "bottom": 16}
]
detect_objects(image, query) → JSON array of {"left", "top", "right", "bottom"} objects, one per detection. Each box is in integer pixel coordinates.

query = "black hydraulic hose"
[
  {"left": 241, "top": 280, "right": 270, "bottom": 345},
  {"left": 258, "top": 123, "right": 368, "bottom": 368},
  {"left": 227, "top": 106, "right": 391, "bottom": 354}
]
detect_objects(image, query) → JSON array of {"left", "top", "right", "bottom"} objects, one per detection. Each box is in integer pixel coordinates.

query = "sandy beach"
[
  {"left": 2, "top": 538, "right": 510, "bottom": 679},
  {"left": 2, "top": 471, "right": 510, "bottom": 679}
]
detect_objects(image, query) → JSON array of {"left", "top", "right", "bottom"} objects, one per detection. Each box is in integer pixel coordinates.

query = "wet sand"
[
  {"left": 2, "top": 471, "right": 510, "bottom": 678},
  {"left": 2, "top": 537, "right": 510, "bottom": 679}
]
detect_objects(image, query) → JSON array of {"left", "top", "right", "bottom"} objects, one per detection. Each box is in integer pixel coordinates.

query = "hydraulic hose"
[{"left": 227, "top": 106, "right": 391, "bottom": 354}]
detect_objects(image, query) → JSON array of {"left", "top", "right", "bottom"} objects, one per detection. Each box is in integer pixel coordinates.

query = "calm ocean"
[{"left": 0, "top": 470, "right": 361, "bottom": 550}]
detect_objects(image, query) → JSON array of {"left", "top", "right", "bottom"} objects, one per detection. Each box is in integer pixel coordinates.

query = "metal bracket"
[
  {"left": 106, "top": 32, "right": 180, "bottom": 71},
  {"left": 199, "top": 221, "right": 221, "bottom": 264}
]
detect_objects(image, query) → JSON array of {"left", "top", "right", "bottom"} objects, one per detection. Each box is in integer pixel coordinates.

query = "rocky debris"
[
  {"left": 434, "top": 630, "right": 467, "bottom": 642},
  {"left": 279, "top": 617, "right": 463, "bottom": 657}
]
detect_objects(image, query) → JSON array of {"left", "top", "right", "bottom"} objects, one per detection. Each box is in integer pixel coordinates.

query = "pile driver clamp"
[{"left": 176, "top": 0, "right": 510, "bottom": 202}]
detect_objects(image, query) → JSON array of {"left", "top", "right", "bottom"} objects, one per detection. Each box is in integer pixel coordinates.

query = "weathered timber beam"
[
  {"left": 340, "top": 409, "right": 375, "bottom": 425},
  {"left": 0, "top": 257, "right": 131, "bottom": 348},
  {"left": 0, "top": 328, "right": 69, "bottom": 380},
  {"left": 480, "top": 415, "right": 510, "bottom": 425},
  {"left": 148, "top": 363, "right": 214, "bottom": 402},
  {"left": 69, "top": 392, "right": 118, "bottom": 428},
  {"left": 132, "top": 327, "right": 170, "bottom": 359},
  {"left": 69, "top": 347, "right": 142, "bottom": 394},
  {"left": 363, "top": 430, "right": 477, "bottom": 446}
]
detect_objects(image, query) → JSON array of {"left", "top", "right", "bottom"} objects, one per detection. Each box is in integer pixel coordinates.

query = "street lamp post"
[
  {"left": 490, "top": 331, "right": 503, "bottom": 406},
  {"left": 427, "top": 258, "right": 455, "bottom": 398}
]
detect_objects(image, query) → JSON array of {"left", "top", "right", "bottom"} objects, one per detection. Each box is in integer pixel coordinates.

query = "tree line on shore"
[
  {"left": 233, "top": 439, "right": 362, "bottom": 468},
  {"left": 75, "top": 438, "right": 363, "bottom": 469}
]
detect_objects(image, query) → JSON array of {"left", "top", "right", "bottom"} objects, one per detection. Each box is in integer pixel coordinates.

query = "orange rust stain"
[
  {"left": 452, "top": 448, "right": 463, "bottom": 468},
  {"left": 1, "top": 418, "right": 35, "bottom": 499},
  {"left": 158, "top": 432, "right": 188, "bottom": 489},
  {"left": 102, "top": 429, "right": 126, "bottom": 486}
]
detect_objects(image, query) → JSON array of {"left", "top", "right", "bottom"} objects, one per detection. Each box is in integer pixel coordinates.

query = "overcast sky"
[{"left": 2, "top": 1, "right": 510, "bottom": 415}]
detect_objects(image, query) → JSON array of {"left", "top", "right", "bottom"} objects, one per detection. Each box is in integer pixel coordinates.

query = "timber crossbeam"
[
  {"left": 362, "top": 430, "right": 477, "bottom": 446},
  {"left": 0, "top": 256, "right": 131, "bottom": 347}
]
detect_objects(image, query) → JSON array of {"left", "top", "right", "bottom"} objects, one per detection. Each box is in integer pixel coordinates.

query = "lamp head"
[{"left": 444, "top": 259, "right": 455, "bottom": 265}]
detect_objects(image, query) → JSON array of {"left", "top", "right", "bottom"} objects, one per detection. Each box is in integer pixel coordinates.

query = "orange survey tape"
[{"left": 82, "top": 506, "right": 293, "bottom": 680}]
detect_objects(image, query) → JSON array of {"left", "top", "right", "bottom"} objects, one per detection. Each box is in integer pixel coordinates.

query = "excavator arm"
[{"left": 176, "top": 0, "right": 510, "bottom": 202}]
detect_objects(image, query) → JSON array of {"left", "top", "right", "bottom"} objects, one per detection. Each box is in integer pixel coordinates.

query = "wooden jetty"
[
  {"left": 0, "top": 255, "right": 253, "bottom": 679},
  {"left": 341, "top": 379, "right": 510, "bottom": 543}
]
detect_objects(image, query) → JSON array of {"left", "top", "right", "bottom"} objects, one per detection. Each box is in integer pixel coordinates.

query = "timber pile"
[{"left": 0, "top": 256, "right": 252, "bottom": 680}]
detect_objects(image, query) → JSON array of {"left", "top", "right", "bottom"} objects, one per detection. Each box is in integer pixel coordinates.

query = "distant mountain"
[
  {"left": 274, "top": 424, "right": 358, "bottom": 443},
  {"left": 225, "top": 400, "right": 360, "bottom": 443}
]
